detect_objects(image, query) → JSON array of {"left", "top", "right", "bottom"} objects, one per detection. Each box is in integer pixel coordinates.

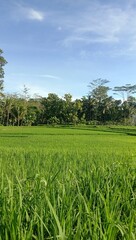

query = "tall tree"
[
  {"left": 2, "top": 94, "right": 15, "bottom": 126},
  {"left": 88, "top": 78, "right": 110, "bottom": 102},
  {"left": 113, "top": 84, "right": 136, "bottom": 101},
  {"left": 0, "top": 49, "right": 7, "bottom": 94},
  {"left": 113, "top": 84, "right": 136, "bottom": 124},
  {"left": 87, "top": 79, "right": 111, "bottom": 123}
]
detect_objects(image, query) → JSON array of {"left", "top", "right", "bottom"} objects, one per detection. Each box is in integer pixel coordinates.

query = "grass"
[{"left": 0, "top": 126, "right": 136, "bottom": 239}]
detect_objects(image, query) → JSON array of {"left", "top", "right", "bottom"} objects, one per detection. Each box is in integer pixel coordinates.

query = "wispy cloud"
[
  {"left": 10, "top": 1, "right": 136, "bottom": 56},
  {"left": 14, "top": 3, "right": 45, "bottom": 21},
  {"left": 39, "top": 74, "right": 61, "bottom": 80},
  {"left": 58, "top": 4, "right": 127, "bottom": 45},
  {"left": 10, "top": 73, "right": 61, "bottom": 80},
  {"left": 27, "top": 8, "right": 44, "bottom": 21},
  {"left": 50, "top": 1, "right": 136, "bottom": 55}
]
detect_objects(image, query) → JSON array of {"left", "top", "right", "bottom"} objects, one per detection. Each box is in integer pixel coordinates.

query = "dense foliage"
[
  {"left": 0, "top": 49, "right": 136, "bottom": 126},
  {"left": 1, "top": 84, "right": 136, "bottom": 126}
]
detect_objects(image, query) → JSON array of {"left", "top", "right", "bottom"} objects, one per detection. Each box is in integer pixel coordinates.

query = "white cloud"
[
  {"left": 14, "top": 4, "right": 45, "bottom": 21},
  {"left": 27, "top": 9, "right": 44, "bottom": 21}
]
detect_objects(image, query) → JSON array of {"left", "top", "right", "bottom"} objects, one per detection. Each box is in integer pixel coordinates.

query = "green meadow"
[{"left": 0, "top": 126, "right": 136, "bottom": 239}]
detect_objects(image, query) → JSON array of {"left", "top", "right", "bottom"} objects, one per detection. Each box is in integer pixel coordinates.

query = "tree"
[
  {"left": 11, "top": 96, "right": 27, "bottom": 126},
  {"left": 113, "top": 84, "right": 136, "bottom": 124},
  {"left": 87, "top": 79, "right": 111, "bottom": 123},
  {"left": 113, "top": 84, "right": 136, "bottom": 102},
  {"left": 41, "top": 93, "right": 62, "bottom": 124},
  {"left": 62, "top": 94, "right": 73, "bottom": 124},
  {"left": 0, "top": 49, "right": 7, "bottom": 94},
  {"left": 2, "top": 94, "right": 15, "bottom": 126},
  {"left": 26, "top": 98, "right": 44, "bottom": 125},
  {"left": 0, "top": 49, "right": 7, "bottom": 123},
  {"left": 88, "top": 78, "right": 110, "bottom": 102}
]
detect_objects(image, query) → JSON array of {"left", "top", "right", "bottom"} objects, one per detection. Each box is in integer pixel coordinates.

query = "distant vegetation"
[{"left": 0, "top": 49, "right": 136, "bottom": 126}]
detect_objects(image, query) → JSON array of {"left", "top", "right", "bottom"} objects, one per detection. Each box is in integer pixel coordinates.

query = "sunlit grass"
[{"left": 0, "top": 126, "right": 136, "bottom": 239}]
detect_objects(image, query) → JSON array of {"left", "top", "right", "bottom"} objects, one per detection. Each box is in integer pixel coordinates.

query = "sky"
[{"left": 1, "top": 0, "right": 136, "bottom": 99}]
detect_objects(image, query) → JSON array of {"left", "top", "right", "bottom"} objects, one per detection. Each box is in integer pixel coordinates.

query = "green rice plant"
[{"left": 0, "top": 126, "right": 136, "bottom": 239}]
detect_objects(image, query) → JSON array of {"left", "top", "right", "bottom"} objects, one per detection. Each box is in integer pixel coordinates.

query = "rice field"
[{"left": 0, "top": 126, "right": 136, "bottom": 239}]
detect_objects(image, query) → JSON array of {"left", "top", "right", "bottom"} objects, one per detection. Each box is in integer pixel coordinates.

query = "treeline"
[
  {"left": 0, "top": 49, "right": 136, "bottom": 126},
  {"left": 0, "top": 82, "right": 136, "bottom": 126}
]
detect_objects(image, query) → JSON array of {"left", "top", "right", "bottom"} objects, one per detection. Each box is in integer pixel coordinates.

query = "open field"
[{"left": 0, "top": 126, "right": 136, "bottom": 239}]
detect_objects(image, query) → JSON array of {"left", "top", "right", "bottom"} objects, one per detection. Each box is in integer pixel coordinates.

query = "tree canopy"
[{"left": 88, "top": 78, "right": 111, "bottom": 102}]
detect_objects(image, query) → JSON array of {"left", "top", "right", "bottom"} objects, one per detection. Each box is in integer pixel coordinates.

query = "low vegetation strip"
[{"left": 0, "top": 126, "right": 136, "bottom": 239}]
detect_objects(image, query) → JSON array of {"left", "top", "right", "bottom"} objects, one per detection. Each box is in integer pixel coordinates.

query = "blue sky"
[{"left": 1, "top": 0, "right": 136, "bottom": 99}]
